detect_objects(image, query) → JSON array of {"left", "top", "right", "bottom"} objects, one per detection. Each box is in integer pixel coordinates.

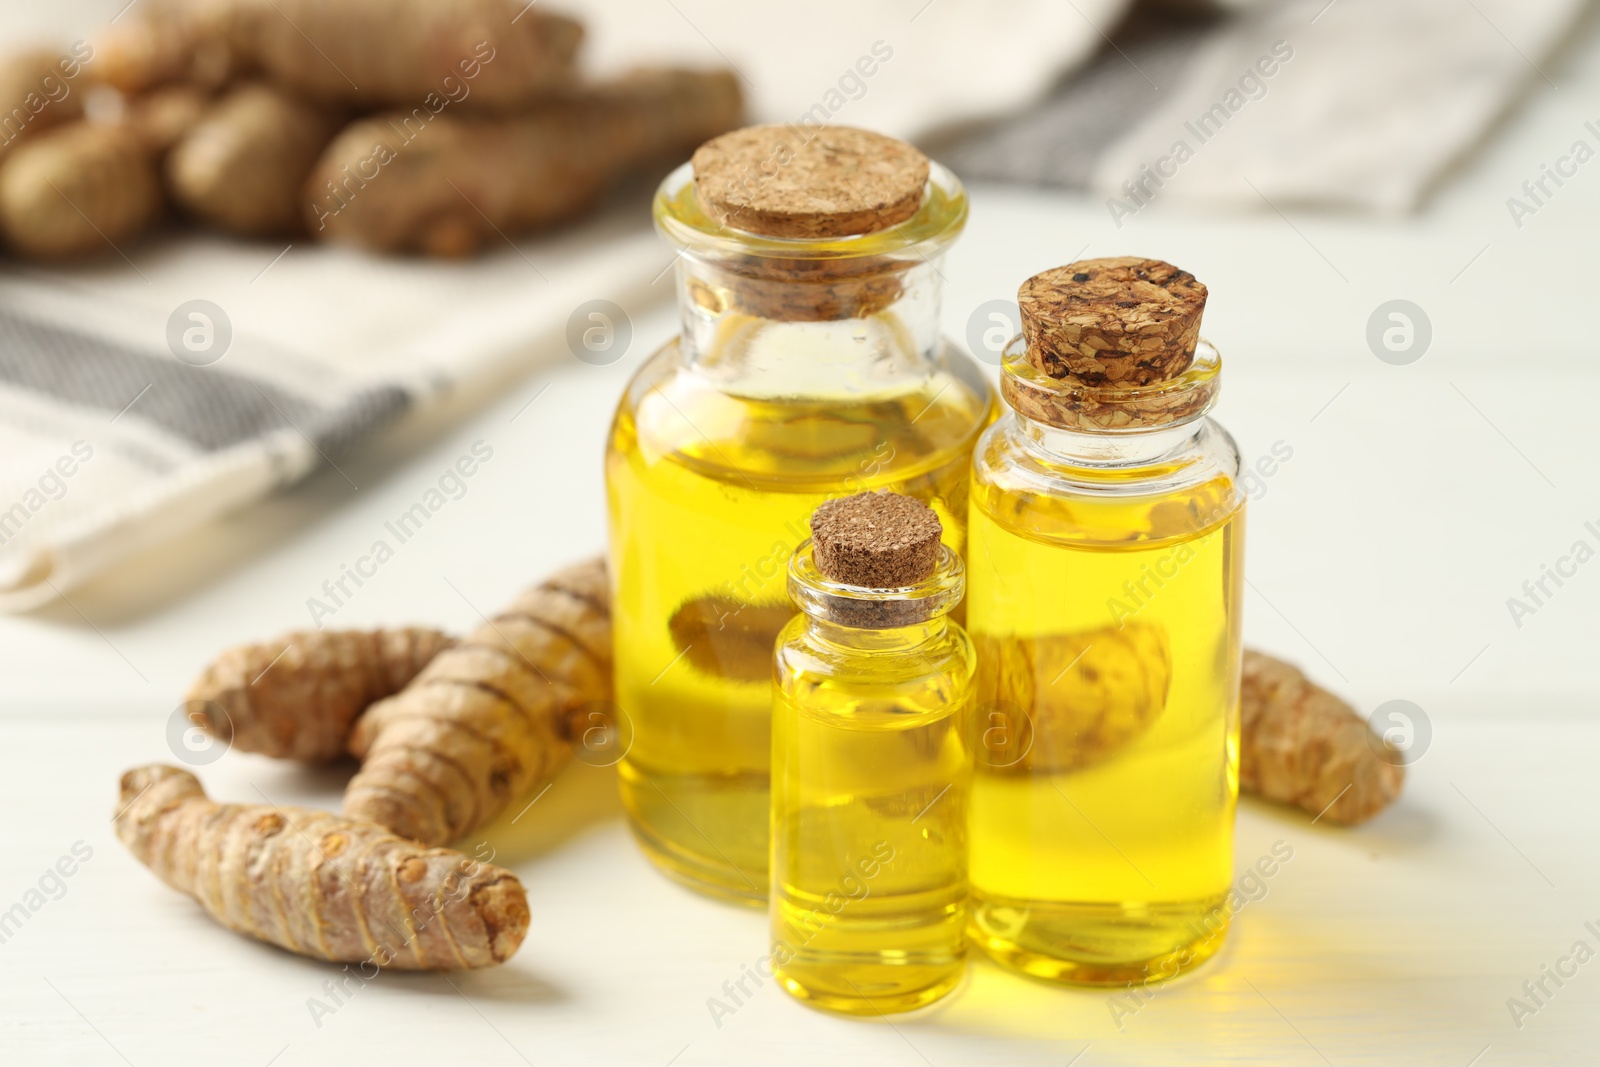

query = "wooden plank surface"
[
  {"left": 1, "top": 716, "right": 1594, "bottom": 1065},
  {"left": 3, "top": 4, "right": 1600, "bottom": 1065}
]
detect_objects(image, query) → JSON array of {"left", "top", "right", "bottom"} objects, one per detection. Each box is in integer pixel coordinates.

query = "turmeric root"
[
  {"left": 973, "top": 625, "right": 1171, "bottom": 772},
  {"left": 122, "top": 84, "right": 213, "bottom": 155},
  {"left": 175, "top": 551, "right": 1403, "bottom": 833},
  {"left": 668, "top": 596, "right": 796, "bottom": 685},
  {"left": 0, "top": 121, "right": 162, "bottom": 258},
  {"left": 92, "top": 0, "right": 241, "bottom": 94},
  {"left": 1241, "top": 649, "right": 1404, "bottom": 826},
  {"left": 969, "top": 632, "right": 1403, "bottom": 823},
  {"left": 0, "top": 48, "right": 90, "bottom": 162},
  {"left": 0, "top": 82, "right": 207, "bottom": 259},
  {"left": 115, "top": 765, "right": 528, "bottom": 969},
  {"left": 187, "top": 627, "right": 455, "bottom": 762},
  {"left": 344, "top": 557, "right": 612, "bottom": 845},
  {"left": 168, "top": 82, "right": 343, "bottom": 235},
  {"left": 306, "top": 67, "right": 743, "bottom": 256},
  {"left": 229, "top": 0, "right": 582, "bottom": 108}
]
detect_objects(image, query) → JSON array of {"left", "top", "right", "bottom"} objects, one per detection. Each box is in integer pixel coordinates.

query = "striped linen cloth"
[
  {"left": 943, "top": 0, "right": 1589, "bottom": 213},
  {"left": 0, "top": 226, "right": 658, "bottom": 612}
]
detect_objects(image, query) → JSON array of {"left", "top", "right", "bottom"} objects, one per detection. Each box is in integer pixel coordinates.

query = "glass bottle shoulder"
[
  {"left": 773, "top": 614, "right": 976, "bottom": 730},
  {"left": 971, "top": 413, "right": 1245, "bottom": 550},
  {"left": 607, "top": 336, "right": 995, "bottom": 492}
]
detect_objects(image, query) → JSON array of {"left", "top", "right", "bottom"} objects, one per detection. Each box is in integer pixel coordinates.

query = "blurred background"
[
  {"left": 2, "top": 0, "right": 1593, "bottom": 714},
  {"left": 1, "top": 0, "right": 1595, "bottom": 1063}
]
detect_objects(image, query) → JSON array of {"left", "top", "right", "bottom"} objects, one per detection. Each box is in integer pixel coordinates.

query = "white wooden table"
[{"left": 4, "top": 8, "right": 1600, "bottom": 1066}]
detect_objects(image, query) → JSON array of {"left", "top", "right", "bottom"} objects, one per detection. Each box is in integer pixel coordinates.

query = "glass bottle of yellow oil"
[
  {"left": 966, "top": 258, "right": 1244, "bottom": 985},
  {"left": 606, "top": 126, "right": 993, "bottom": 904},
  {"left": 771, "top": 491, "right": 974, "bottom": 1014}
]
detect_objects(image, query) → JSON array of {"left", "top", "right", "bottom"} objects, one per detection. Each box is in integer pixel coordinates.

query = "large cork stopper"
[
  {"left": 1018, "top": 257, "right": 1207, "bottom": 386},
  {"left": 810, "top": 491, "right": 942, "bottom": 589},
  {"left": 692, "top": 125, "right": 930, "bottom": 239}
]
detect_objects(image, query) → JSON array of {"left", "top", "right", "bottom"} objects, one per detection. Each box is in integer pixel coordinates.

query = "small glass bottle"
[
  {"left": 607, "top": 127, "right": 992, "bottom": 904},
  {"left": 966, "top": 259, "right": 1245, "bottom": 985},
  {"left": 771, "top": 492, "right": 975, "bottom": 1014}
]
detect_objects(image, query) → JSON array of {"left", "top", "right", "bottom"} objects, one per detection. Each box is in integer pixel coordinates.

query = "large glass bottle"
[
  {"left": 965, "top": 260, "right": 1244, "bottom": 984},
  {"left": 606, "top": 135, "right": 993, "bottom": 904}
]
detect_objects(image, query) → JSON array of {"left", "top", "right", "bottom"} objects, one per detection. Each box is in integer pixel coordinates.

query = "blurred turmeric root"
[
  {"left": 0, "top": 122, "right": 162, "bottom": 258},
  {"left": 306, "top": 67, "right": 743, "bottom": 256},
  {"left": 0, "top": 46, "right": 92, "bottom": 163},
  {"left": 92, "top": 0, "right": 580, "bottom": 104},
  {"left": 229, "top": 0, "right": 582, "bottom": 108},
  {"left": 0, "top": 48, "right": 210, "bottom": 259},
  {"left": 167, "top": 81, "right": 344, "bottom": 235},
  {"left": 92, "top": 0, "right": 242, "bottom": 93}
]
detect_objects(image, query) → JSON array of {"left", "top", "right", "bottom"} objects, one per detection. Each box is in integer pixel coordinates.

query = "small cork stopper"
[
  {"left": 1019, "top": 257, "right": 1207, "bottom": 386},
  {"left": 810, "top": 491, "right": 941, "bottom": 589},
  {"left": 692, "top": 125, "right": 930, "bottom": 239}
]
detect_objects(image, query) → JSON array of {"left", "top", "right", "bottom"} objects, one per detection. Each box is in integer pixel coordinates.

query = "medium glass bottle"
[
  {"left": 606, "top": 127, "right": 993, "bottom": 904},
  {"left": 965, "top": 259, "right": 1245, "bottom": 985},
  {"left": 771, "top": 492, "right": 974, "bottom": 1014}
]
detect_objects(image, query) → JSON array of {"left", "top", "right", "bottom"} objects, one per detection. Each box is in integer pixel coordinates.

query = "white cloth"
[
  {"left": 1089, "top": 0, "right": 1591, "bottom": 212},
  {"left": 562, "top": 0, "right": 1126, "bottom": 139}
]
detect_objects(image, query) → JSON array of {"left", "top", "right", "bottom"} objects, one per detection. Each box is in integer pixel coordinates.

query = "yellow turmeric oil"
[
  {"left": 771, "top": 538, "right": 973, "bottom": 1013},
  {"left": 609, "top": 380, "right": 984, "bottom": 902},
  {"left": 966, "top": 331, "right": 1244, "bottom": 985},
  {"left": 606, "top": 159, "right": 990, "bottom": 904}
]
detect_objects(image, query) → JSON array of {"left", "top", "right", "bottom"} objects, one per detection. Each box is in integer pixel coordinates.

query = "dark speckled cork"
[
  {"left": 692, "top": 125, "right": 930, "bottom": 238},
  {"left": 811, "top": 491, "right": 942, "bottom": 589},
  {"left": 1018, "top": 257, "right": 1207, "bottom": 385}
]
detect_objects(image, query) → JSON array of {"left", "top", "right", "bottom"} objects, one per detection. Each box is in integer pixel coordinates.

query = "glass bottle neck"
[
  {"left": 1016, "top": 414, "right": 1205, "bottom": 467},
  {"left": 788, "top": 541, "right": 965, "bottom": 634},
  {"left": 804, "top": 615, "right": 950, "bottom": 652},
  {"left": 652, "top": 159, "right": 968, "bottom": 395},
  {"left": 673, "top": 252, "right": 948, "bottom": 391},
  {"left": 997, "top": 334, "right": 1225, "bottom": 470}
]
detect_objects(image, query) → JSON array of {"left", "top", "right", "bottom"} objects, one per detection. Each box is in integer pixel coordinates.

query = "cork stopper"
[
  {"left": 1018, "top": 257, "right": 1207, "bottom": 386},
  {"left": 687, "top": 255, "right": 909, "bottom": 323},
  {"left": 810, "top": 491, "right": 941, "bottom": 589},
  {"left": 1000, "top": 352, "right": 1219, "bottom": 433},
  {"left": 692, "top": 125, "right": 930, "bottom": 239}
]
